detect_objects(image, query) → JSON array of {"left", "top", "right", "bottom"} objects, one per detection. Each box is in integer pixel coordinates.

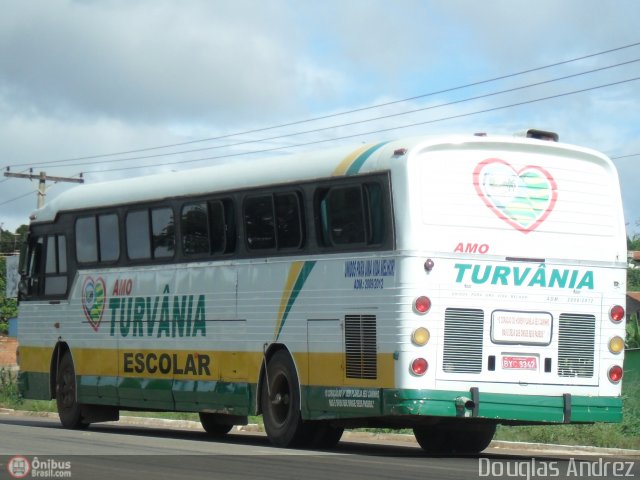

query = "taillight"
[
  {"left": 414, "top": 296, "right": 431, "bottom": 314},
  {"left": 608, "top": 365, "right": 623, "bottom": 383},
  {"left": 411, "top": 358, "right": 428, "bottom": 376},
  {"left": 610, "top": 305, "right": 625, "bottom": 323}
]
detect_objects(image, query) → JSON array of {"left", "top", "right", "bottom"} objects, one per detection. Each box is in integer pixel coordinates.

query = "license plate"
[{"left": 502, "top": 356, "right": 538, "bottom": 370}]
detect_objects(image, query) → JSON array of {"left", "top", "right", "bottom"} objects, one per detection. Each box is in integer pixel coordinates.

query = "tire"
[
  {"left": 56, "top": 352, "right": 88, "bottom": 429},
  {"left": 261, "top": 350, "right": 308, "bottom": 447},
  {"left": 308, "top": 421, "right": 344, "bottom": 449},
  {"left": 414, "top": 421, "right": 496, "bottom": 454},
  {"left": 199, "top": 413, "right": 234, "bottom": 435}
]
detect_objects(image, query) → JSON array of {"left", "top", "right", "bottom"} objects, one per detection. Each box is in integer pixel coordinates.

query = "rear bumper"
[{"left": 382, "top": 388, "right": 622, "bottom": 423}]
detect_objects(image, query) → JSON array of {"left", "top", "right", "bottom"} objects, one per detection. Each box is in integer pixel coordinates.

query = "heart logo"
[
  {"left": 473, "top": 158, "right": 557, "bottom": 234},
  {"left": 82, "top": 276, "right": 106, "bottom": 331}
]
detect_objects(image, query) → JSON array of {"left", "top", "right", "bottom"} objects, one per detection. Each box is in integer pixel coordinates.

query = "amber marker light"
[
  {"left": 411, "top": 327, "right": 430, "bottom": 346},
  {"left": 609, "top": 336, "right": 625, "bottom": 354}
]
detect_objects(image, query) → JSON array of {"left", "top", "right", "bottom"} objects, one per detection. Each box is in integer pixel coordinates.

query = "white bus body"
[{"left": 17, "top": 131, "right": 627, "bottom": 452}]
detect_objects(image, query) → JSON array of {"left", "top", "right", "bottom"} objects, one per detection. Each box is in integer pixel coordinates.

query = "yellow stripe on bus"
[
  {"left": 18, "top": 346, "right": 51, "bottom": 373},
  {"left": 274, "top": 261, "right": 305, "bottom": 340},
  {"left": 332, "top": 144, "right": 372, "bottom": 176},
  {"left": 19, "top": 346, "right": 395, "bottom": 388}
]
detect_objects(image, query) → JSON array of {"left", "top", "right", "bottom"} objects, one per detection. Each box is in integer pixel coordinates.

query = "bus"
[{"left": 16, "top": 129, "right": 627, "bottom": 453}]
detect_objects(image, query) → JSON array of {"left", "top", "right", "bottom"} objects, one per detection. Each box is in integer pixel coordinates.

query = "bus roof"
[{"left": 30, "top": 133, "right": 611, "bottom": 224}]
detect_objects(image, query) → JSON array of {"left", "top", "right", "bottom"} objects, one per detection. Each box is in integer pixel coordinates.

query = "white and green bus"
[{"left": 17, "top": 129, "right": 627, "bottom": 453}]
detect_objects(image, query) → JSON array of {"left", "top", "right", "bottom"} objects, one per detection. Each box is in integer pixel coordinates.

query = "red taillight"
[
  {"left": 414, "top": 296, "right": 431, "bottom": 314},
  {"left": 608, "top": 365, "right": 623, "bottom": 383},
  {"left": 411, "top": 358, "right": 428, "bottom": 376},
  {"left": 610, "top": 305, "right": 625, "bottom": 322}
]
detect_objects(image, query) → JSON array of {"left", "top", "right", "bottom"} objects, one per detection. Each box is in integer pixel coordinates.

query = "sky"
[{"left": 1, "top": 0, "right": 640, "bottom": 236}]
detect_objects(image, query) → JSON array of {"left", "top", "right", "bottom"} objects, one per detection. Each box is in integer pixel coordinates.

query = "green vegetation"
[
  {"left": 495, "top": 381, "right": 640, "bottom": 450},
  {"left": 0, "top": 225, "right": 27, "bottom": 333},
  {"left": 627, "top": 314, "right": 640, "bottom": 349},
  {"left": 629, "top": 268, "right": 640, "bottom": 291},
  {"left": 0, "top": 257, "right": 18, "bottom": 335}
]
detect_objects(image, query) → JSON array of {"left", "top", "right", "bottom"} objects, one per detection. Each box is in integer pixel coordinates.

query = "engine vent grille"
[
  {"left": 344, "top": 315, "right": 377, "bottom": 379},
  {"left": 443, "top": 308, "right": 484, "bottom": 374},
  {"left": 558, "top": 313, "right": 595, "bottom": 378}
]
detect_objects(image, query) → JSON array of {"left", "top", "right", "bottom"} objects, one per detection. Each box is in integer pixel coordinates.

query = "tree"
[
  {"left": 0, "top": 225, "right": 24, "bottom": 334},
  {"left": 0, "top": 225, "right": 26, "bottom": 255},
  {"left": 0, "top": 257, "right": 18, "bottom": 334}
]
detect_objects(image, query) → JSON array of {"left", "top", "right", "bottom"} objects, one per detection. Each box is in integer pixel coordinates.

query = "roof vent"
[{"left": 514, "top": 129, "right": 559, "bottom": 142}]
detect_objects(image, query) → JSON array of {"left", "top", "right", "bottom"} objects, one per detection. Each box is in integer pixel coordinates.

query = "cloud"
[
  {"left": 0, "top": 0, "right": 343, "bottom": 125},
  {"left": 1, "top": 0, "right": 639, "bottom": 235}
]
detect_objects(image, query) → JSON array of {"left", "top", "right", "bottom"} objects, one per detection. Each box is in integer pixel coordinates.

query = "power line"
[
  {"left": 0, "top": 190, "right": 34, "bottom": 207},
  {"left": 611, "top": 153, "right": 640, "bottom": 160},
  {"left": 20, "top": 57, "right": 640, "bottom": 171},
  {"left": 5, "top": 40, "right": 640, "bottom": 170},
  {"left": 85, "top": 76, "right": 640, "bottom": 175}
]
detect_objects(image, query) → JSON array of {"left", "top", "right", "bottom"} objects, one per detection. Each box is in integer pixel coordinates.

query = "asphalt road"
[{"left": 0, "top": 413, "right": 638, "bottom": 480}]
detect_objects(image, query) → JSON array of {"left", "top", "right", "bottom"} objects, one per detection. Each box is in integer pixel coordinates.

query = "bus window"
[
  {"left": 210, "top": 199, "right": 235, "bottom": 254},
  {"left": 24, "top": 236, "right": 44, "bottom": 297},
  {"left": 151, "top": 207, "right": 175, "bottom": 258},
  {"left": 75, "top": 216, "right": 98, "bottom": 263},
  {"left": 275, "top": 192, "right": 303, "bottom": 249},
  {"left": 98, "top": 214, "right": 120, "bottom": 262},
  {"left": 317, "top": 183, "right": 386, "bottom": 248},
  {"left": 44, "top": 235, "right": 68, "bottom": 296},
  {"left": 327, "top": 186, "right": 366, "bottom": 245},
  {"left": 245, "top": 193, "right": 303, "bottom": 251},
  {"left": 182, "top": 202, "right": 209, "bottom": 255},
  {"left": 244, "top": 195, "right": 276, "bottom": 250},
  {"left": 126, "top": 210, "right": 151, "bottom": 259},
  {"left": 364, "top": 183, "right": 385, "bottom": 245},
  {"left": 76, "top": 213, "right": 120, "bottom": 264}
]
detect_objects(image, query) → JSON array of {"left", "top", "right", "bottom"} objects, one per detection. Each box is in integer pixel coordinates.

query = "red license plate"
[{"left": 502, "top": 356, "right": 537, "bottom": 370}]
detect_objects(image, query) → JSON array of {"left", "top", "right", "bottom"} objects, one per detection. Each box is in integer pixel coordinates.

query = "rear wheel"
[
  {"left": 56, "top": 352, "right": 88, "bottom": 429},
  {"left": 414, "top": 421, "right": 495, "bottom": 454},
  {"left": 261, "top": 351, "right": 308, "bottom": 447},
  {"left": 308, "top": 421, "right": 344, "bottom": 449},
  {"left": 199, "top": 413, "right": 234, "bottom": 435}
]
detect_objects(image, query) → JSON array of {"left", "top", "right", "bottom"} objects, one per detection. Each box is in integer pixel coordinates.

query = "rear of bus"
[{"left": 391, "top": 131, "right": 627, "bottom": 450}]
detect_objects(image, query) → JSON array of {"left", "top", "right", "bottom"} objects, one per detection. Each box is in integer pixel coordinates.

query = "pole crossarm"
[
  {"left": 4, "top": 169, "right": 84, "bottom": 208},
  {"left": 4, "top": 171, "right": 84, "bottom": 183}
]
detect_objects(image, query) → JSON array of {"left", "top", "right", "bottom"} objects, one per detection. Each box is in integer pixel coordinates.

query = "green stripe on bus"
[
  {"left": 345, "top": 142, "right": 389, "bottom": 176},
  {"left": 275, "top": 260, "right": 317, "bottom": 341}
]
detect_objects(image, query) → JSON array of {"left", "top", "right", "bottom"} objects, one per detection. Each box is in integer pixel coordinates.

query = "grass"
[
  {"left": 1, "top": 366, "right": 639, "bottom": 449},
  {"left": 494, "top": 381, "right": 640, "bottom": 450}
]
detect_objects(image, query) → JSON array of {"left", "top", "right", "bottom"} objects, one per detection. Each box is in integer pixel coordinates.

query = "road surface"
[{"left": 0, "top": 412, "right": 637, "bottom": 480}]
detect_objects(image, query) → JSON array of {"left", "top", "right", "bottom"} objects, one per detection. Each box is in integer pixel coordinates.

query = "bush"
[
  {"left": 495, "top": 381, "right": 640, "bottom": 449},
  {"left": 626, "top": 314, "right": 640, "bottom": 349},
  {"left": 0, "top": 368, "right": 21, "bottom": 407}
]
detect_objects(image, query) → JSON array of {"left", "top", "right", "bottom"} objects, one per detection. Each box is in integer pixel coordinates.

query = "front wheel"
[
  {"left": 261, "top": 350, "right": 308, "bottom": 447},
  {"left": 56, "top": 352, "right": 88, "bottom": 429},
  {"left": 199, "top": 413, "right": 234, "bottom": 435}
]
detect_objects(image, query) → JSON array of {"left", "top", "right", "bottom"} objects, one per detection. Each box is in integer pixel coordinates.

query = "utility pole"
[{"left": 4, "top": 168, "right": 84, "bottom": 208}]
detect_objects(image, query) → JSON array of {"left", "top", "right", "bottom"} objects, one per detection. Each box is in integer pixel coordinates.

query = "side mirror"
[
  {"left": 17, "top": 239, "right": 30, "bottom": 302},
  {"left": 18, "top": 241, "right": 28, "bottom": 275}
]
